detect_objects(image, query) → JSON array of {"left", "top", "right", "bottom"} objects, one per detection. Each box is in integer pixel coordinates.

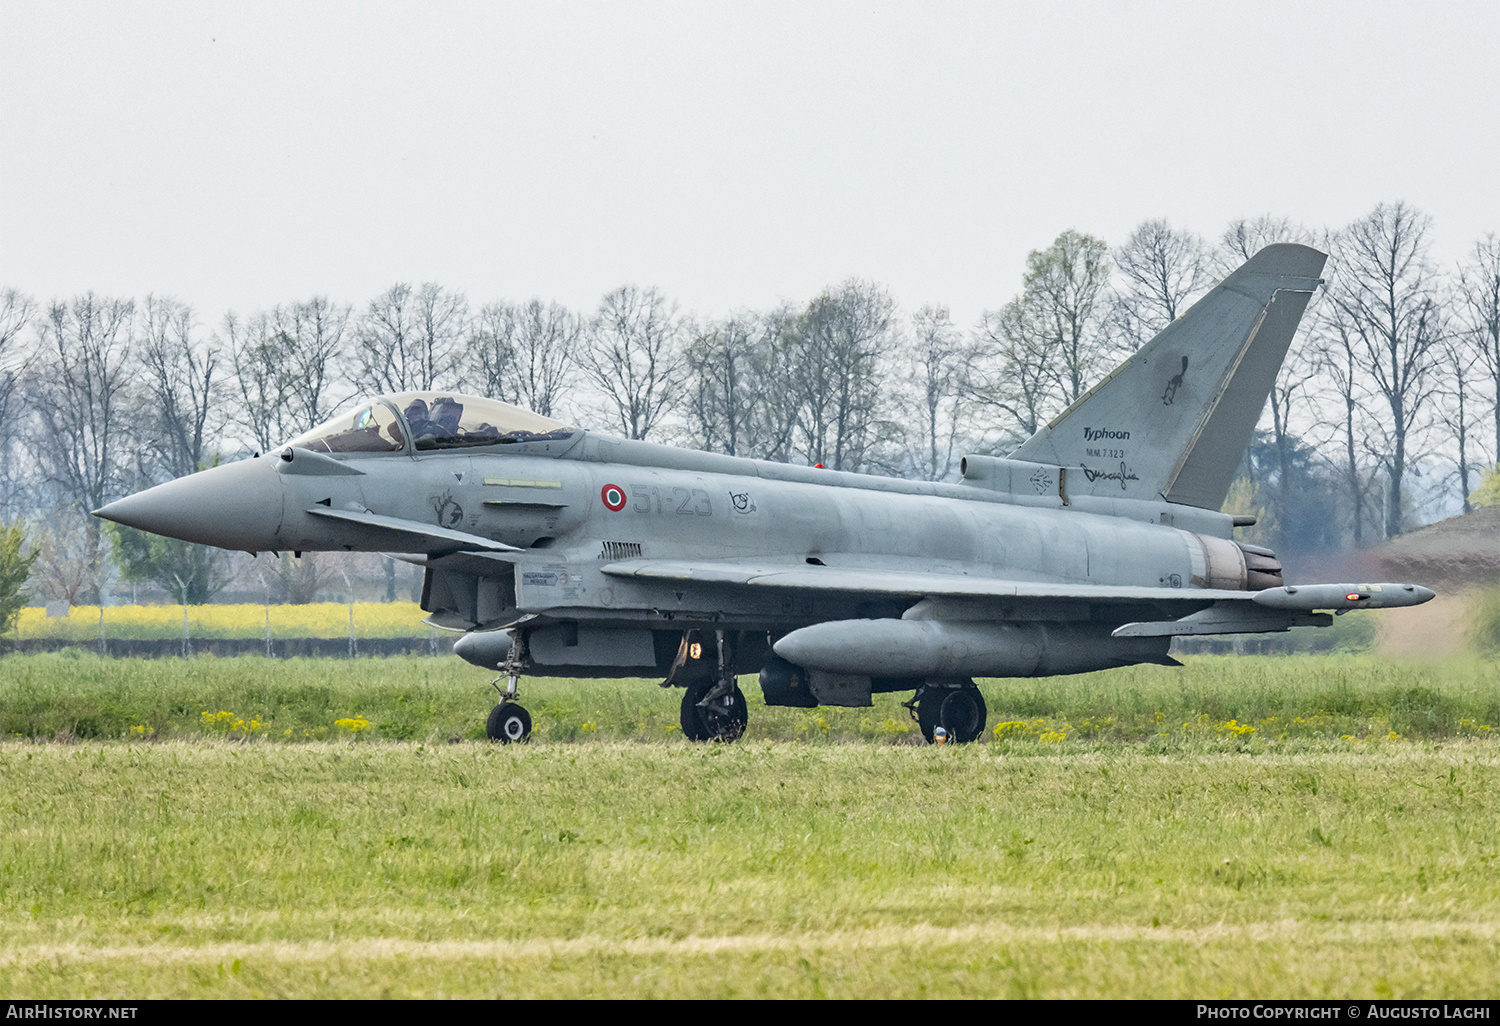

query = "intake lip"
[{"left": 93, "top": 456, "right": 285, "bottom": 552}]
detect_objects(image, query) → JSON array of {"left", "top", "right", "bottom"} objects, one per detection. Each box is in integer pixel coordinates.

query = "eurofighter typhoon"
[{"left": 96, "top": 245, "right": 1433, "bottom": 743}]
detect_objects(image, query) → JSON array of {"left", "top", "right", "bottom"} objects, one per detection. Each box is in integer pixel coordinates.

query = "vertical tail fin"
[{"left": 1010, "top": 243, "right": 1326, "bottom": 510}]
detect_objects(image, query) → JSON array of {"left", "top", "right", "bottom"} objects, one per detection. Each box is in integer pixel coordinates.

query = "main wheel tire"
[
  {"left": 680, "top": 678, "right": 748, "bottom": 742},
  {"left": 917, "top": 686, "right": 987, "bottom": 744},
  {"left": 486, "top": 702, "right": 532, "bottom": 743}
]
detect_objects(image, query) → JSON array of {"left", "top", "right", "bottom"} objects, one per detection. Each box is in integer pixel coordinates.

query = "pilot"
[
  {"left": 404, "top": 398, "right": 440, "bottom": 443},
  {"left": 430, "top": 397, "right": 464, "bottom": 439}
]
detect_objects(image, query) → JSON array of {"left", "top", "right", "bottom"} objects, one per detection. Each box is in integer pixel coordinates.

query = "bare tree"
[
  {"left": 904, "top": 305, "right": 968, "bottom": 480},
  {"left": 1435, "top": 330, "right": 1485, "bottom": 512},
  {"left": 26, "top": 294, "right": 136, "bottom": 601},
  {"left": 271, "top": 297, "right": 352, "bottom": 427},
  {"left": 0, "top": 289, "right": 36, "bottom": 516},
  {"left": 684, "top": 306, "right": 804, "bottom": 462},
  {"left": 969, "top": 230, "right": 1112, "bottom": 444},
  {"left": 969, "top": 304, "right": 1054, "bottom": 443},
  {"left": 1455, "top": 235, "right": 1500, "bottom": 467},
  {"left": 1213, "top": 215, "right": 1317, "bottom": 277},
  {"left": 226, "top": 298, "right": 351, "bottom": 451},
  {"left": 1311, "top": 299, "right": 1380, "bottom": 546},
  {"left": 469, "top": 299, "right": 579, "bottom": 417},
  {"left": 580, "top": 285, "right": 686, "bottom": 441},
  {"left": 225, "top": 310, "right": 297, "bottom": 452},
  {"left": 1018, "top": 230, "right": 1112, "bottom": 404},
  {"left": 792, "top": 280, "right": 897, "bottom": 471},
  {"left": 1328, "top": 202, "right": 1444, "bottom": 537},
  {"left": 1110, "top": 218, "right": 1210, "bottom": 352},
  {"left": 137, "top": 296, "right": 223, "bottom": 479},
  {"left": 29, "top": 516, "right": 98, "bottom": 605},
  {"left": 686, "top": 313, "right": 758, "bottom": 457},
  {"left": 353, "top": 283, "right": 465, "bottom": 395}
]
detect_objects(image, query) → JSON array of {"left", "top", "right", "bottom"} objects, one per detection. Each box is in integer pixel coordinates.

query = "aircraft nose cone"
[{"left": 94, "top": 457, "right": 284, "bottom": 551}]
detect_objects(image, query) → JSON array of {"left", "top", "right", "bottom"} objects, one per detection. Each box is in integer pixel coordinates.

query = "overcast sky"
[{"left": 3, "top": 1, "right": 1498, "bottom": 327}]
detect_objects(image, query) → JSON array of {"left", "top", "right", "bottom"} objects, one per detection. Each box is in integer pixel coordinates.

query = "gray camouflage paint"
[{"left": 96, "top": 244, "right": 1433, "bottom": 690}]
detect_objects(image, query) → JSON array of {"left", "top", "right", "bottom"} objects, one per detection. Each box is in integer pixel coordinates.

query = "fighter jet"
[{"left": 96, "top": 244, "right": 1433, "bottom": 744}]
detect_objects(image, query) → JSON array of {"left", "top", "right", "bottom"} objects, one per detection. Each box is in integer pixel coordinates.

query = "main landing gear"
[
  {"left": 906, "top": 680, "right": 988, "bottom": 745},
  {"left": 486, "top": 634, "right": 533, "bottom": 744},
  {"left": 675, "top": 630, "right": 748, "bottom": 742}
]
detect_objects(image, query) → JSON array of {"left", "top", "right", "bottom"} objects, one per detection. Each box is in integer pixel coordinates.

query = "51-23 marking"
[{"left": 632, "top": 484, "right": 712, "bottom": 516}]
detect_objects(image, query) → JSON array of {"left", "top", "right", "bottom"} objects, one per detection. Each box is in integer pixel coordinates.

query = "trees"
[
  {"left": 0, "top": 289, "right": 36, "bottom": 518},
  {"left": 970, "top": 230, "right": 1112, "bottom": 445},
  {"left": 1455, "top": 235, "right": 1500, "bottom": 467},
  {"left": 685, "top": 307, "right": 806, "bottom": 463},
  {"left": 1110, "top": 218, "right": 1210, "bottom": 352},
  {"left": 1327, "top": 203, "right": 1444, "bottom": 537},
  {"left": 27, "top": 294, "right": 136, "bottom": 602},
  {"left": 108, "top": 523, "right": 232, "bottom": 605},
  {"left": 1312, "top": 297, "right": 1380, "bottom": 546},
  {"left": 791, "top": 280, "right": 898, "bottom": 471},
  {"left": 685, "top": 313, "right": 760, "bottom": 458},
  {"left": 225, "top": 310, "right": 300, "bottom": 453},
  {"left": 1213, "top": 215, "right": 1316, "bottom": 276},
  {"left": 580, "top": 286, "right": 686, "bottom": 441},
  {"left": 1435, "top": 331, "right": 1485, "bottom": 513},
  {"left": 0, "top": 521, "right": 36, "bottom": 639},
  {"left": 29, "top": 294, "right": 136, "bottom": 518},
  {"left": 904, "top": 305, "right": 969, "bottom": 481},
  {"left": 353, "top": 283, "right": 465, "bottom": 395},
  {"left": 137, "top": 296, "right": 224, "bottom": 480},
  {"left": 469, "top": 300, "right": 580, "bottom": 418}
]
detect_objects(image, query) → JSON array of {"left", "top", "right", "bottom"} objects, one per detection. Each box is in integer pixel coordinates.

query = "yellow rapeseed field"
[{"left": 14, "top": 602, "right": 429, "bottom": 640}]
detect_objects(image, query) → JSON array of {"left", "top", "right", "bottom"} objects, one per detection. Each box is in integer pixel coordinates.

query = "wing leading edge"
[{"left": 598, "top": 558, "right": 1434, "bottom": 613}]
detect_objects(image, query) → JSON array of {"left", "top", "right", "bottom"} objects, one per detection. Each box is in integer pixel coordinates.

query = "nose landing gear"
[{"left": 486, "top": 634, "right": 533, "bottom": 744}]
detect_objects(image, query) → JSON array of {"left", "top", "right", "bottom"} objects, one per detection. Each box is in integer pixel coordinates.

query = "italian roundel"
[{"left": 601, "top": 483, "right": 627, "bottom": 511}]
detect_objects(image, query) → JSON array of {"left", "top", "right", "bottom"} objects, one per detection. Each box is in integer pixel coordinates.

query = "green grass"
[
  {"left": 2, "top": 741, "right": 1499, "bottom": 997},
  {"left": 1, "top": 654, "right": 1498, "bottom": 997},
  {"left": 0, "top": 652, "right": 1496, "bottom": 745}
]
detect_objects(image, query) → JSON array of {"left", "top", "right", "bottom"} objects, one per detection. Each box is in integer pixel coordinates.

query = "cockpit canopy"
[{"left": 282, "top": 392, "right": 576, "bottom": 455}]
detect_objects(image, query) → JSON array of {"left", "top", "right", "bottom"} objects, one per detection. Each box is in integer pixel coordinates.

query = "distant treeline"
[{"left": 1, "top": 203, "right": 1497, "bottom": 606}]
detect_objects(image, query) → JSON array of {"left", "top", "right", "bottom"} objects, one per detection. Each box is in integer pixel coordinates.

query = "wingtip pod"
[{"left": 1252, "top": 583, "right": 1435, "bottom": 612}]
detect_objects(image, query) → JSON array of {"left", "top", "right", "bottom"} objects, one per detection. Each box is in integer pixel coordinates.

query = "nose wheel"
[
  {"left": 487, "top": 702, "right": 532, "bottom": 743},
  {"left": 485, "top": 634, "right": 532, "bottom": 743}
]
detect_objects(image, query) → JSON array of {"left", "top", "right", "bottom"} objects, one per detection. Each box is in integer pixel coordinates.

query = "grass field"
[{"left": 1, "top": 654, "right": 1498, "bottom": 998}]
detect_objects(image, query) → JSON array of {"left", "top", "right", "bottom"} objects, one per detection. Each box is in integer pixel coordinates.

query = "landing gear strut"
[
  {"left": 679, "top": 630, "right": 748, "bottom": 742},
  {"left": 910, "top": 681, "right": 987, "bottom": 745},
  {"left": 486, "top": 632, "right": 533, "bottom": 744}
]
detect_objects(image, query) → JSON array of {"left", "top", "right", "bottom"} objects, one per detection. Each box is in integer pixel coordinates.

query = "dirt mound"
[
  {"left": 1286, "top": 507, "right": 1497, "bottom": 659},
  {"left": 1359, "top": 506, "right": 1500, "bottom": 591}
]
